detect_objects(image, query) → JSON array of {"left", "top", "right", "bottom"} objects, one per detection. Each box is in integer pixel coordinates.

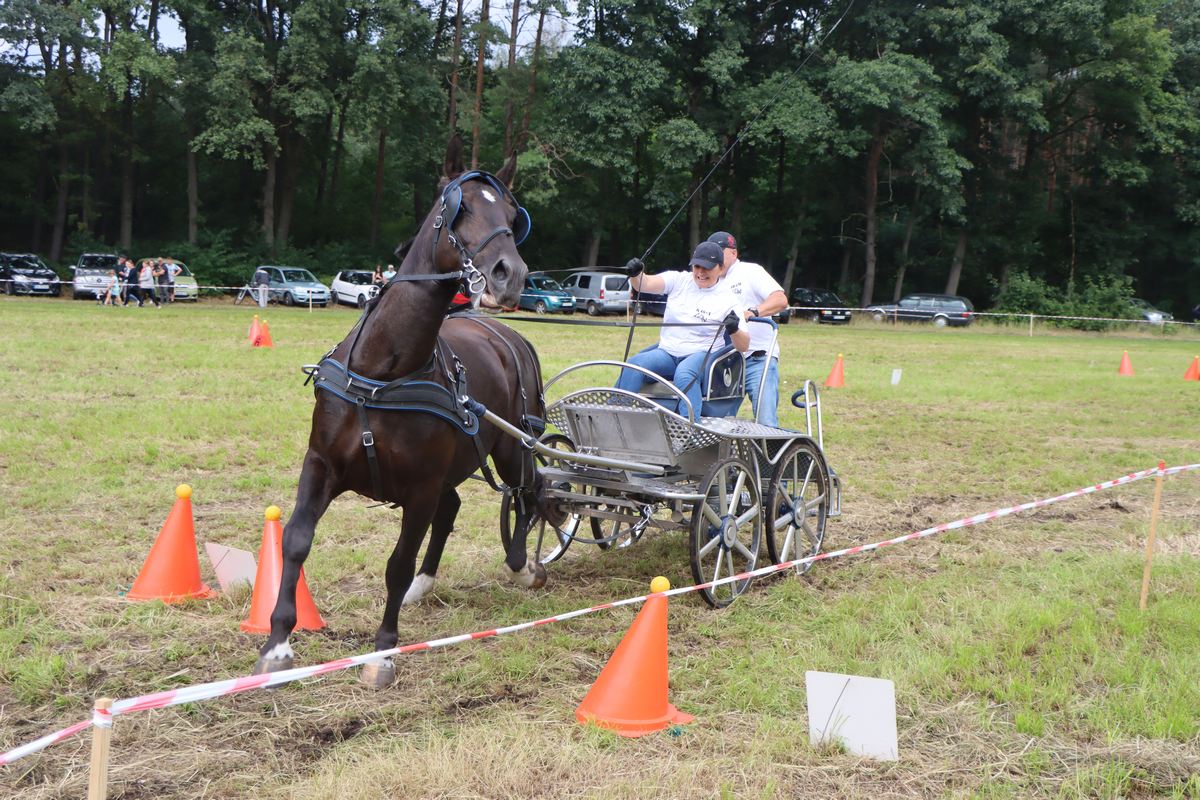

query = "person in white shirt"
[
  {"left": 707, "top": 231, "right": 789, "bottom": 426},
  {"left": 618, "top": 242, "right": 750, "bottom": 421}
]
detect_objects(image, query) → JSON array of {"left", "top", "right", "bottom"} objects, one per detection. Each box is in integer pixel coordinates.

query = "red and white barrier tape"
[{"left": 3, "top": 462, "right": 1197, "bottom": 767}]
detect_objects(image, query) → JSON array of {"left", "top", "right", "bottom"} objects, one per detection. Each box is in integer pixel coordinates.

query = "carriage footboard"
[{"left": 468, "top": 400, "right": 667, "bottom": 476}]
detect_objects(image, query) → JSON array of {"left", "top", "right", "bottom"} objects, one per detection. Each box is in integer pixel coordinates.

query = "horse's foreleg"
[
  {"left": 403, "top": 488, "right": 460, "bottom": 605},
  {"left": 362, "top": 497, "right": 438, "bottom": 689},
  {"left": 254, "top": 452, "right": 337, "bottom": 675}
]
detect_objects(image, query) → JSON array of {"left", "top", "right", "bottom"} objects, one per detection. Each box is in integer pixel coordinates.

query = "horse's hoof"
[
  {"left": 360, "top": 658, "right": 396, "bottom": 689},
  {"left": 252, "top": 655, "right": 293, "bottom": 675},
  {"left": 528, "top": 561, "right": 548, "bottom": 589},
  {"left": 505, "top": 560, "right": 548, "bottom": 590}
]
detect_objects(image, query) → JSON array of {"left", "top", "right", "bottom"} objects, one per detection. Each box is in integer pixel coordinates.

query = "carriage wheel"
[
  {"left": 689, "top": 456, "right": 761, "bottom": 608},
  {"left": 589, "top": 506, "right": 637, "bottom": 550},
  {"left": 498, "top": 434, "right": 580, "bottom": 565},
  {"left": 764, "top": 439, "right": 829, "bottom": 575}
]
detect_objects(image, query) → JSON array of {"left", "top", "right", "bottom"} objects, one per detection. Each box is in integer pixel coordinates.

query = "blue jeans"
[
  {"left": 616, "top": 346, "right": 713, "bottom": 421},
  {"left": 744, "top": 355, "right": 780, "bottom": 426}
]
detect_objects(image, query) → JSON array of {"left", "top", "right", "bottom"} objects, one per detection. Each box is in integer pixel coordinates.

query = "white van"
[{"left": 561, "top": 271, "right": 630, "bottom": 316}]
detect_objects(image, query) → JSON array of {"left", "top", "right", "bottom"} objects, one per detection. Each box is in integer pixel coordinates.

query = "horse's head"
[{"left": 428, "top": 138, "right": 530, "bottom": 310}]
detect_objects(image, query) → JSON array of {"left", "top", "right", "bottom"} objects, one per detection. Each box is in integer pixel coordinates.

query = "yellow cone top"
[
  {"left": 838, "top": 353, "right": 844, "bottom": 358},
  {"left": 265, "top": 505, "right": 282, "bottom": 521},
  {"left": 175, "top": 484, "right": 192, "bottom": 500},
  {"left": 650, "top": 576, "right": 670, "bottom": 593}
]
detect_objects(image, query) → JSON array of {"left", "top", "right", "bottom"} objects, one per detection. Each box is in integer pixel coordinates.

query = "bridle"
[{"left": 387, "top": 171, "right": 531, "bottom": 307}]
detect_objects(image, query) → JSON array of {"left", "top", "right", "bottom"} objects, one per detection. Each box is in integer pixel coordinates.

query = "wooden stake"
[
  {"left": 1138, "top": 462, "right": 1166, "bottom": 610},
  {"left": 87, "top": 698, "right": 113, "bottom": 800}
]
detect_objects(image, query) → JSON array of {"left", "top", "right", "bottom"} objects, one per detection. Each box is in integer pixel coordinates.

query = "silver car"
[
  {"left": 560, "top": 271, "right": 630, "bottom": 316},
  {"left": 258, "top": 266, "right": 331, "bottom": 307}
]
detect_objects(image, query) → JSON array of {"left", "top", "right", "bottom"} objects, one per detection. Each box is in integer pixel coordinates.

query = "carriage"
[{"left": 482, "top": 320, "right": 843, "bottom": 607}]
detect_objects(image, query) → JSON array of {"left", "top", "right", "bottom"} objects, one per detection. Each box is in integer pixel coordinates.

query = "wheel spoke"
[
  {"left": 710, "top": 546, "right": 724, "bottom": 586},
  {"left": 735, "top": 504, "right": 759, "bottom": 528},
  {"left": 717, "top": 470, "right": 729, "bottom": 514},
  {"left": 729, "top": 469, "right": 748, "bottom": 516},
  {"left": 724, "top": 548, "right": 737, "bottom": 580},
  {"left": 698, "top": 531, "right": 721, "bottom": 558},
  {"left": 702, "top": 503, "right": 723, "bottom": 528},
  {"left": 732, "top": 539, "right": 754, "bottom": 561},
  {"left": 780, "top": 526, "right": 796, "bottom": 561}
]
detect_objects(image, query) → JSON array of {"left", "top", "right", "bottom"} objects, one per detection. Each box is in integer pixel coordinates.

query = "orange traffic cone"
[
  {"left": 1118, "top": 350, "right": 1134, "bottom": 376},
  {"left": 247, "top": 314, "right": 261, "bottom": 343},
  {"left": 253, "top": 320, "right": 274, "bottom": 348},
  {"left": 575, "top": 577, "right": 694, "bottom": 737},
  {"left": 128, "top": 485, "right": 215, "bottom": 602},
  {"left": 1184, "top": 356, "right": 1199, "bottom": 382},
  {"left": 823, "top": 353, "right": 845, "bottom": 388},
  {"left": 241, "top": 506, "right": 325, "bottom": 633}
]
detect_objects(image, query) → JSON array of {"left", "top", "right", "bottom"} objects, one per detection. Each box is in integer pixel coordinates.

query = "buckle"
[
  {"left": 362, "top": 431, "right": 375, "bottom": 447},
  {"left": 433, "top": 214, "right": 444, "bottom": 229}
]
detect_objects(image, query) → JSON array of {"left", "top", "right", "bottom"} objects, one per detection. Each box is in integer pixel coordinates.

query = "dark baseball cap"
[
  {"left": 707, "top": 231, "right": 737, "bottom": 250},
  {"left": 689, "top": 241, "right": 724, "bottom": 270}
]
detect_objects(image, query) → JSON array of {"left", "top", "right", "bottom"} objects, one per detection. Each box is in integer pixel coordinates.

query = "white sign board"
[
  {"left": 204, "top": 543, "right": 258, "bottom": 593},
  {"left": 891, "top": 369, "right": 903, "bottom": 386},
  {"left": 806, "top": 671, "right": 898, "bottom": 761}
]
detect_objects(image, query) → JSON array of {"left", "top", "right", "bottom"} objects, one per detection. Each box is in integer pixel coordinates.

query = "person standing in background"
[{"left": 138, "top": 259, "right": 160, "bottom": 308}]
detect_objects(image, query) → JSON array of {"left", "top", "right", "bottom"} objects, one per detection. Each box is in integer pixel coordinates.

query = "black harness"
[{"left": 304, "top": 172, "right": 540, "bottom": 501}]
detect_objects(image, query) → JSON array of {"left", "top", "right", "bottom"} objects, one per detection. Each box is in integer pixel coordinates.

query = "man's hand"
[
  {"left": 723, "top": 310, "right": 741, "bottom": 337},
  {"left": 624, "top": 258, "right": 645, "bottom": 277}
]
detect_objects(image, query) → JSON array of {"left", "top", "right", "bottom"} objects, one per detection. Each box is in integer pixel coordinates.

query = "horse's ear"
[
  {"left": 443, "top": 135, "right": 465, "bottom": 180},
  {"left": 495, "top": 152, "right": 517, "bottom": 187}
]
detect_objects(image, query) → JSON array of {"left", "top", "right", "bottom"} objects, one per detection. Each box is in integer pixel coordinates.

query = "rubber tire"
[
  {"left": 932, "top": 315, "right": 948, "bottom": 328},
  {"left": 284, "top": 292, "right": 295, "bottom": 306},
  {"left": 871, "top": 311, "right": 885, "bottom": 323},
  {"left": 4, "top": 281, "right": 14, "bottom": 296},
  {"left": 763, "top": 439, "right": 829, "bottom": 575},
  {"left": 535, "top": 300, "right": 547, "bottom": 314},
  {"left": 688, "top": 456, "right": 762, "bottom": 608},
  {"left": 357, "top": 294, "right": 368, "bottom": 309},
  {"left": 587, "top": 301, "right": 599, "bottom": 316}
]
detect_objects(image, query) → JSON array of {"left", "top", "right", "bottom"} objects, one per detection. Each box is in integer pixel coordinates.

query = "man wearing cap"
[
  {"left": 619, "top": 242, "right": 750, "bottom": 422},
  {"left": 707, "top": 231, "right": 789, "bottom": 426}
]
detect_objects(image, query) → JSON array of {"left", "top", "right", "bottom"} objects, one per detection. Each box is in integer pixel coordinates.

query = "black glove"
[
  {"left": 624, "top": 257, "right": 645, "bottom": 277},
  {"left": 723, "top": 311, "right": 741, "bottom": 337}
]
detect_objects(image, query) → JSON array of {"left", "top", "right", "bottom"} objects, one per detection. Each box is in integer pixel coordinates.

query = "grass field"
[{"left": 0, "top": 296, "right": 1197, "bottom": 799}]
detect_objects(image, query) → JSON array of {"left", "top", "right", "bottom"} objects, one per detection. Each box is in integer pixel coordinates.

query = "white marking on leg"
[
  {"left": 402, "top": 573, "right": 436, "bottom": 605},
  {"left": 263, "top": 642, "right": 295, "bottom": 663},
  {"left": 505, "top": 561, "right": 538, "bottom": 589}
]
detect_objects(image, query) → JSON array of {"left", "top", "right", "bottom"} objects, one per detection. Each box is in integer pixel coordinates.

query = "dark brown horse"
[{"left": 253, "top": 140, "right": 547, "bottom": 687}]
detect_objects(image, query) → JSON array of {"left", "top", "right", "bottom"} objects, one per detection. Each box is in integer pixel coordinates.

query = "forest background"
[{"left": 2, "top": 0, "right": 1198, "bottom": 317}]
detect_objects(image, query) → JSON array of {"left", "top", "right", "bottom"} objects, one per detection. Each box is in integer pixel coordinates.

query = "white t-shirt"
[
  {"left": 721, "top": 259, "right": 784, "bottom": 357},
  {"left": 657, "top": 271, "right": 746, "bottom": 357}
]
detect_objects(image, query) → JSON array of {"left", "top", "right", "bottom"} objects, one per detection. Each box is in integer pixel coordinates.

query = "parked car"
[
  {"left": 632, "top": 288, "right": 667, "bottom": 316},
  {"left": 1129, "top": 298, "right": 1173, "bottom": 325},
  {"left": 0, "top": 253, "right": 61, "bottom": 296},
  {"left": 791, "top": 287, "right": 852, "bottom": 324},
  {"left": 137, "top": 258, "right": 199, "bottom": 301},
  {"left": 560, "top": 270, "right": 630, "bottom": 315},
  {"left": 71, "top": 253, "right": 120, "bottom": 300},
  {"left": 519, "top": 272, "right": 575, "bottom": 314},
  {"left": 867, "top": 293, "right": 974, "bottom": 327},
  {"left": 331, "top": 270, "right": 380, "bottom": 308},
  {"left": 170, "top": 262, "right": 199, "bottom": 301},
  {"left": 257, "top": 265, "right": 331, "bottom": 307}
]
